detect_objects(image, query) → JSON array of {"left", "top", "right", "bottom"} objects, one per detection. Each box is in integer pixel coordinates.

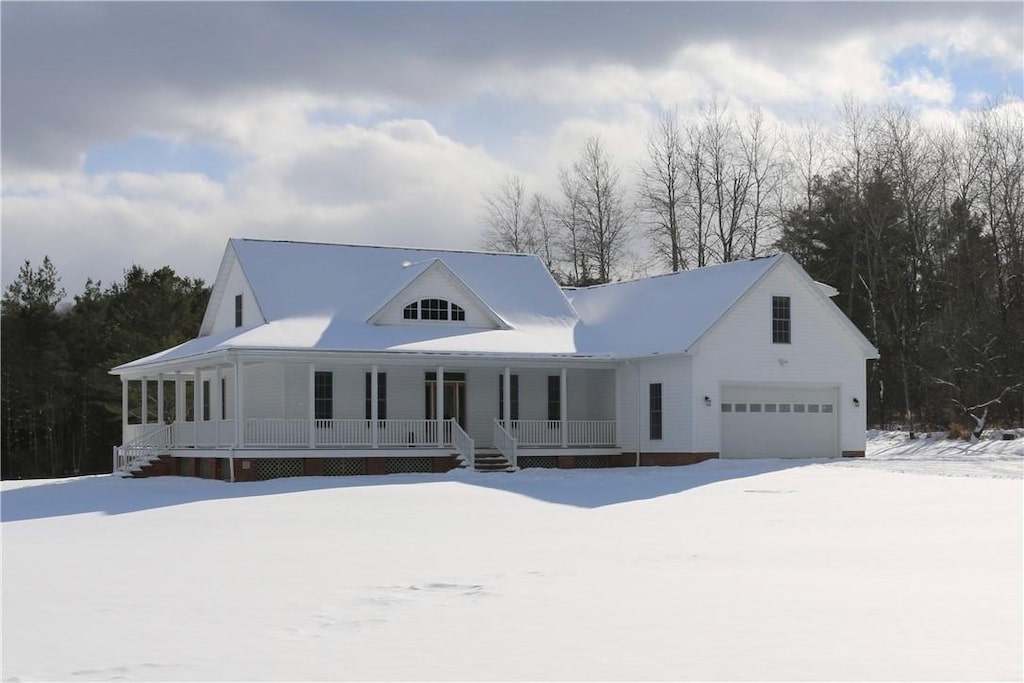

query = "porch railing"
[
  {"left": 449, "top": 419, "right": 475, "bottom": 469},
  {"left": 566, "top": 420, "right": 616, "bottom": 447},
  {"left": 378, "top": 419, "right": 448, "bottom": 447},
  {"left": 316, "top": 419, "right": 373, "bottom": 447},
  {"left": 246, "top": 418, "right": 309, "bottom": 447},
  {"left": 506, "top": 419, "right": 617, "bottom": 447},
  {"left": 494, "top": 419, "right": 518, "bottom": 470},
  {"left": 114, "top": 423, "right": 171, "bottom": 474}
]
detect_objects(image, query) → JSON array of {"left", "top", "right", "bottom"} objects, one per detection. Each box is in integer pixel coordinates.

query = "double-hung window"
[
  {"left": 498, "top": 374, "right": 519, "bottom": 421},
  {"left": 547, "top": 376, "right": 561, "bottom": 422},
  {"left": 772, "top": 296, "right": 791, "bottom": 344},
  {"left": 365, "top": 372, "right": 387, "bottom": 420},
  {"left": 649, "top": 383, "right": 663, "bottom": 440},
  {"left": 314, "top": 371, "right": 333, "bottom": 420},
  {"left": 202, "top": 380, "right": 211, "bottom": 421}
]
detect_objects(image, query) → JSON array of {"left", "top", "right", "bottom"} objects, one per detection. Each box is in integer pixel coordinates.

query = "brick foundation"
[
  {"left": 304, "top": 457, "right": 325, "bottom": 476},
  {"left": 841, "top": 450, "right": 866, "bottom": 458},
  {"left": 432, "top": 456, "right": 458, "bottom": 473},
  {"left": 616, "top": 452, "right": 720, "bottom": 467},
  {"left": 234, "top": 459, "right": 255, "bottom": 482},
  {"left": 366, "top": 457, "right": 387, "bottom": 475},
  {"left": 557, "top": 455, "right": 575, "bottom": 469}
]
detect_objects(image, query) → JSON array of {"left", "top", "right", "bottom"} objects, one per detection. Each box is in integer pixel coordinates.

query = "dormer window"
[{"left": 403, "top": 298, "right": 465, "bottom": 322}]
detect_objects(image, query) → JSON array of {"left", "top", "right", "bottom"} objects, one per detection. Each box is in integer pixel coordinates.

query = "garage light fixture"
[
  {"left": 853, "top": 397, "right": 860, "bottom": 407},
  {"left": 704, "top": 396, "right": 711, "bottom": 406}
]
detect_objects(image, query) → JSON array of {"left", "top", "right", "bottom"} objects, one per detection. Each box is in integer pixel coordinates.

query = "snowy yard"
[{"left": 3, "top": 433, "right": 1022, "bottom": 681}]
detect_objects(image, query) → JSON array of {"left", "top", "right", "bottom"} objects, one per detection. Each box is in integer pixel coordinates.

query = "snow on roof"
[
  {"left": 566, "top": 255, "right": 781, "bottom": 356},
  {"left": 233, "top": 239, "right": 577, "bottom": 327},
  {"left": 113, "top": 242, "right": 788, "bottom": 371}
]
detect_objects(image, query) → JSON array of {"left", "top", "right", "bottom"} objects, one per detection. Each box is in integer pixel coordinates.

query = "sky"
[{"left": 2, "top": 1, "right": 1022, "bottom": 298}]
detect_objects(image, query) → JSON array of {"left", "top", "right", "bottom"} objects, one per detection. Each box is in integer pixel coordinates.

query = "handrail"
[
  {"left": 114, "top": 423, "right": 171, "bottom": 474},
  {"left": 493, "top": 419, "right": 518, "bottom": 470},
  {"left": 449, "top": 419, "right": 475, "bottom": 469}
]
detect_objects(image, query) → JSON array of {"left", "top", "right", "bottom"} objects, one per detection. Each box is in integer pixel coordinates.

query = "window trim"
[
  {"left": 315, "top": 371, "right": 333, "bottom": 421},
  {"left": 547, "top": 375, "right": 561, "bottom": 422},
  {"left": 364, "top": 372, "right": 387, "bottom": 420},
  {"left": 649, "top": 383, "right": 663, "bottom": 440},
  {"left": 401, "top": 298, "right": 466, "bottom": 323},
  {"left": 772, "top": 295, "right": 791, "bottom": 344},
  {"left": 202, "top": 380, "right": 211, "bottom": 422},
  {"left": 498, "top": 373, "right": 520, "bottom": 421}
]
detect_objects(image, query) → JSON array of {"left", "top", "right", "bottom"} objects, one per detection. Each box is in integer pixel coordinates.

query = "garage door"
[{"left": 720, "top": 385, "right": 838, "bottom": 459}]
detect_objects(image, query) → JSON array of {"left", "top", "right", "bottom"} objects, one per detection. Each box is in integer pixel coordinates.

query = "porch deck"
[{"left": 116, "top": 418, "right": 618, "bottom": 475}]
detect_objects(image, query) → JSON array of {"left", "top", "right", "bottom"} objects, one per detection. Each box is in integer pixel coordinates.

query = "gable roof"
[
  {"left": 566, "top": 253, "right": 878, "bottom": 358},
  {"left": 113, "top": 242, "right": 876, "bottom": 372},
  {"left": 365, "top": 258, "right": 510, "bottom": 330},
  {"left": 566, "top": 256, "right": 782, "bottom": 357}
]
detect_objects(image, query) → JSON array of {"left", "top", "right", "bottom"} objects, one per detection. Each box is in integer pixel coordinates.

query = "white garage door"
[{"left": 720, "top": 386, "right": 838, "bottom": 459}]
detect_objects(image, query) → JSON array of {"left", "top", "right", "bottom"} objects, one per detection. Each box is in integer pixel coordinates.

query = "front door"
[{"left": 425, "top": 372, "right": 467, "bottom": 427}]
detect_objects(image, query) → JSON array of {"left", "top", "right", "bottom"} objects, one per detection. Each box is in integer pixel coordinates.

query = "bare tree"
[
  {"left": 481, "top": 175, "right": 537, "bottom": 253},
  {"left": 568, "top": 136, "right": 632, "bottom": 284},
  {"left": 637, "top": 109, "right": 687, "bottom": 271},
  {"left": 741, "top": 106, "right": 784, "bottom": 257},
  {"left": 701, "top": 97, "right": 750, "bottom": 262},
  {"left": 680, "top": 115, "right": 713, "bottom": 267},
  {"left": 789, "top": 117, "right": 832, "bottom": 215},
  {"left": 555, "top": 168, "right": 592, "bottom": 286}
]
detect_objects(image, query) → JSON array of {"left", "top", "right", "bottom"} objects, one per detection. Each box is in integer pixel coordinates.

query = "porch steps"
[
  {"left": 473, "top": 448, "right": 513, "bottom": 473},
  {"left": 127, "top": 454, "right": 175, "bottom": 478}
]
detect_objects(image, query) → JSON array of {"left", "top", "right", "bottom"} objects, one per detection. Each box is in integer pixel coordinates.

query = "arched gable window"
[{"left": 403, "top": 298, "right": 466, "bottom": 322}]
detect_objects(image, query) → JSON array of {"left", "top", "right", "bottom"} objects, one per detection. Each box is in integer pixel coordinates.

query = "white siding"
[
  {"left": 690, "top": 262, "right": 868, "bottom": 455},
  {"left": 373, "top": 265, "right": 500, "bottom": 328},
  {"left": 616, "top": 355, "right": 693, "bottom": 453},
  {"left": 208, "top": 259, "right": 262, "bottom": 336},
  {"left": 244, "top": 362, "right": 284, "bottom": 418}
]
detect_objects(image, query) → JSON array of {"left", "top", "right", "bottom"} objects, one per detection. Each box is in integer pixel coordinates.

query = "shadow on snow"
[{"left": 1, "top": 459, "right": 826, "bottom": 522}]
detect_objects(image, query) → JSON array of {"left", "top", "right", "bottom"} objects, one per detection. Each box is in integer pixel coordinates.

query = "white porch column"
[
  {"left": 308, "top": 363, "right": 316, "bottom": 449},
  {"left": 502, "top": 367, "right": 511, "bottom": 426},
  {"left": 141, "top": 377, "right": 149, "bottom": 426},
  {"left": 157, "top": 374, "right": 165, "bottom": 425},
  {"left": 370, "top": 364, "right": 379, "bottom": 448},
  {"left": 560, "top": 367, "right": 568, "bottom": 448},
  {"left": 214, "top": 366, "right": 222, "bottom": 446},
  {"left": 234, "top": 359, "right": 245, "bottom": 448},
  {"left": 436, "top": 365, "right": 445, "bottom": 446},
  {"left": 121, "top": 377, "right": 129, "bottom": 442},
  {"left": 194, "top": 368, "right": 201, "bottom": 444}
]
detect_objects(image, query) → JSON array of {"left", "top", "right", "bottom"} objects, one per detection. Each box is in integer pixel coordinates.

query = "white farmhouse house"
[{"left": 112, "top": 239, "right": 878, "bottom": 480}]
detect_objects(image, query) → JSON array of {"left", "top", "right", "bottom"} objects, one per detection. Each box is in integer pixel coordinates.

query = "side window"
[
  {"left": 772, "top": 295, "right": 791, "bottom": 344},
  {"left": 547, "top": 376, "right": 561, "bottom": 422},
  {"left": 364, "top": 372, "right": 387, "bottom": 420},
  {"left": 649, "top": 383, "right": 662, "bottom": 440},
  {"left": 498, "top": 374, "right": 519, "bottom": 421},
  {"left": 315, "top": 371, "right": 333, "bottom": 420}
]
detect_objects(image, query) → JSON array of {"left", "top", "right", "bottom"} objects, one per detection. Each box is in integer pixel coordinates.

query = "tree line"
[
  {"left": 1, "top": 261, "right": 208, "bottom": 479},
  {"left": 481, "top": 97, "right": 1023, "bottom": 434}
]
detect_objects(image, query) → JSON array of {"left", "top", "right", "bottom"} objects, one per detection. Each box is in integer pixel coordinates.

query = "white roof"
[
  {"left": 113, "top": 242, "right": 868, "bottom": 372},
  {"left": 566, "top": 256, "right": 781, "bottom": 356}
]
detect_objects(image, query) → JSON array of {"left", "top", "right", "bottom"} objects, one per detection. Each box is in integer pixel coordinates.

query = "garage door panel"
[{"left": 721, "top": 386, "right": 838, "bottom": 459}]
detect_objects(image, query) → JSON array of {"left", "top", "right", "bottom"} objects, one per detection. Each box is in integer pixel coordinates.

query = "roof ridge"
[
  {"left": 568, "top": 253, "right": 783, "bottom": 291},
  {"left": 234, "top": 237, "right": 537, "bottom": 258}
]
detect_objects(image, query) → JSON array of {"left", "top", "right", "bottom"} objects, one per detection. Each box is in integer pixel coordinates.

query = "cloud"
[
  {"left": 2, "top": 2, "right": 1021, "bottom": 296},
  {"left": 2, "top": 110, "right": 512, "bottom": 293}
]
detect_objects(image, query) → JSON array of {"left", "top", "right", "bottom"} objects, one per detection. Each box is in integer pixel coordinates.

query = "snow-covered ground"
[{"left": 3, "top": 433, "right": 1022, "bottom": 681}]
